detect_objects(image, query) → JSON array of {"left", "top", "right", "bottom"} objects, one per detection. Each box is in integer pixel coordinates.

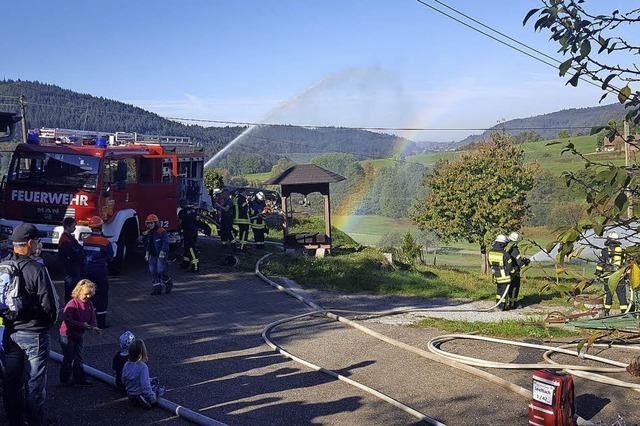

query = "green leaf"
[
  {"left": 545, "top": 241, "right": 557, "bottom": 253},
  {"left": 618, "top": 86, "right": 631, "bottom": 103},
  {"left": 601, "top": 74, "right": 616, "bottom": 90},
  {"left": 580, "top": 40, "right": 591, "bottom": 57},
  {"left": 559, "top": 58, "right": 573, "bottom": 77},
  {"left": 599, "top": 92, "right": 609, "bottom": 103},
  {"left": 614, "top": 191, "right": 628, "bottom": 212},
  {"left": 608, "top": 268, "right": 626, "bottom": 292},
  {"left": 567, "top": 72, "right": 581, "bottom": 87},
  {"left": 523, "top": 8, "right": 540, "bottom": 25},
  {"left": 590, "top": 126, "right": 606, "bottom": 135}
]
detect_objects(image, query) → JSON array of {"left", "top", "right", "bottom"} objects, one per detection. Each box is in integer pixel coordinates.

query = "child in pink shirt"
[{"left": 59, "top": 279, "right": 101, "bottom": 385}]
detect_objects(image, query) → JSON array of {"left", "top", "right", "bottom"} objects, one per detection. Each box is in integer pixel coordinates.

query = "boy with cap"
[
  {"left": 2, "top": 223, "right": 60, "bottom": 426},
  {"left": 113, "top": 330, "right": 136, "bottom": 395}
]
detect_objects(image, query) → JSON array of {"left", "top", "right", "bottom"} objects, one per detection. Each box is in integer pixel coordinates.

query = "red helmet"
[
  {"left": 145, "top": 214, "right": 159, "bottom": 223},
  {"left": 88, "top": 216, "right": 104, "bottom": 229}
]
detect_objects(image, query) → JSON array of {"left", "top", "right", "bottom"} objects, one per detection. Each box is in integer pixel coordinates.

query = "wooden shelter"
[{"left": 265, "top": 164, "right": 345, "bottom": 254}]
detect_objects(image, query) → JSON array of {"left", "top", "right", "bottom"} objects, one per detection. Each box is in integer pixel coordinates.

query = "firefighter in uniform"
[
  {"left": 82, "top": 216, "right": 114, "bottom": 328},
  {"left": 144, "top": 214, "right": 173, "bottom": 295},
  {"left": 506, "top": 232, "right": 530, "bottom": 310},
  {"left": 215, "top": 188, "right": 234, "bottom": 248},
  {"left": 250, "top": 191, "right": 267, "bottom": 250},
  {"left": 178, "top": 201, "right": 199, "bottom": 273},
  {"left": 488, "top": 234, "right": 513, "bottom": 311},
  {"left": 596, "top": 232, "right": 627, "bottom": 315},
  {"left": 233, "top": 191, "right": 251, "bottom": 250}
]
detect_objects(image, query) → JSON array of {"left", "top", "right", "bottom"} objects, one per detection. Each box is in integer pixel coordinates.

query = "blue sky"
[{"left": 1, "top": 1, "right": 615, "bottom": 141}]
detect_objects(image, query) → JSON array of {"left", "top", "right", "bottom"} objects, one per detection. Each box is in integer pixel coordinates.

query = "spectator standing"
[
  {"left": 58, "top": 217, "right": 84, "bottom": 303},
  {"left": 82, "top": 216, "right": 114, "bottom": 329},
  {"left": 59, "top": 279, "right": 101, "bottom": 386},
  {"left": 144, "top": 214, "right": 173, "bottom": 296},
  {"left": 2, "top": 223, "right": 60, "bottom": 426}
]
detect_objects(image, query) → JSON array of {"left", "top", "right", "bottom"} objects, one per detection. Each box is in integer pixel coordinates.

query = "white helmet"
[
  {"left": 608, "top": 232, "right": 619, "bottom": 240},
  {"left": 256, "top": 191, "right": 265, "bottom": 201},
  {"left": 213, "top": 188, "right": 222, "bottom": 195},
  {"left": 508, "top": 232, "right": 520, "bottom": 242},
  {"left": 495, "top": 234, "right": 508, "bottom": 243}
]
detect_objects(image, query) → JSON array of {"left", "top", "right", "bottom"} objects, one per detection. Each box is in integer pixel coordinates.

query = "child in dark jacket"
[
  {"left": 113, "top": 331, "right": 135, "bottom": 395},
  {"left": 59, "top": 279, "right": 102, "bottom": 385},
  {"left": 123, "top": 339, "right": 164, "bottom": 409}
]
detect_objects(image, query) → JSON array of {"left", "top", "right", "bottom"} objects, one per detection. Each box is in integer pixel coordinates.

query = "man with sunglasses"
[{"left": 2, "top": 223, "right": 60, "bottom": 426}]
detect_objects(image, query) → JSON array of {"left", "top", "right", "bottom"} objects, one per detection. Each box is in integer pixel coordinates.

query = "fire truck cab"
[{"left": 0, "top": 128, "right": 206, "bottom": 271}]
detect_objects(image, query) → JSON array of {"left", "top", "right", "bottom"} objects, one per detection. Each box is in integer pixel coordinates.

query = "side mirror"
[{"left": 0, "top": 113, "right": 21, "bottom": 142}]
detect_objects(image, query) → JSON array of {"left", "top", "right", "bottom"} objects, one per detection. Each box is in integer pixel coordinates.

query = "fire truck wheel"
[{"left": 109, "top": 220, "right": 139, "bottom": 275}]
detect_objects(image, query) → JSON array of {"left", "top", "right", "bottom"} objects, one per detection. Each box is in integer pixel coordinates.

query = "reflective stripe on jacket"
[{"left": 488, "top": 247, "right": 512, "bottom": 284}]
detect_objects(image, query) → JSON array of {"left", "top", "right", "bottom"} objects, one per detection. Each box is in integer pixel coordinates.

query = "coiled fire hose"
[{"left": 256, "top": 254, "right": 640, "bottom": 425}]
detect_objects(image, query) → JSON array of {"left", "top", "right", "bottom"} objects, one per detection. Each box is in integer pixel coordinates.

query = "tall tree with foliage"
[
  {"left": 203, "top": 168, "right": 225, "bottom": 196},
  {"left": 410, "top": 134, "right": 534, "bottom": 273},
  {"left": 524, "top": 3, "right": 640, "bottom": 271}
]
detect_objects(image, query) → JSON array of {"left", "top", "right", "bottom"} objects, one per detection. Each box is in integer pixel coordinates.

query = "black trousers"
[
  {"left": 59, "top": 335, "right": 86, "bottom": 384},
  {"left": 604, "top": 279, "right": 628, "bottom": 308},
  {"left": 237, "top": 224, "right": 249, "bottom": 249},
  {"left": 182, "top": 231, "right": 199, "bottom": 272},
  {"left": 86, "top": 267, "right": 109, "bottom": 328},
  {"left": 508, "top": 274, "right": 521, "bottom": 303},
  {"left": 220, "top": 218, "right": 234, "bottom": 245}
]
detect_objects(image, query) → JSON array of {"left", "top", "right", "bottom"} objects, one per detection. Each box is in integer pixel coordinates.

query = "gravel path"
[{"left": 278, "top": 277, "right": 558, "bottom": 324}]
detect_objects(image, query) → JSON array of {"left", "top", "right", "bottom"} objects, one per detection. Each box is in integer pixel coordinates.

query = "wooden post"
[
  {"left": 323, "top": 192, "right": 331, "bottom": 248},
  {"left": 281, "top": 194, "right": 288, "bottom": 239},
  {"left": 624, "top": 121, "right": 634, "bottom": 218}
]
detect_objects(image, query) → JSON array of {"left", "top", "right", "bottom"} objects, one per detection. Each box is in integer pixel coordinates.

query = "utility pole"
[
  {"left": 19, "top": 95, "right": 27, "bottom": 143},
  {"left": 624, "top": 120, "right": 634, "bottom": 218}
]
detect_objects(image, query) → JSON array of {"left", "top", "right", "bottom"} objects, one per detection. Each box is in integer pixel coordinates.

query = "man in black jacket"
[{"left": 2, "top": 223, "right": 60, "bottom": 426}]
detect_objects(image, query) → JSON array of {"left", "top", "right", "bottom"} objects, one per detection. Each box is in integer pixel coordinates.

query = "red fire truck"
[{"left": 0, "top": 128, "right": 206, "bottom": 270}]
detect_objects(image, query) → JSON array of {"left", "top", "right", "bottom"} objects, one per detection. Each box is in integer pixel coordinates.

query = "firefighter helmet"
[
  {"left": 256, "top": 191, "right": 265, "bottom": 201},
  {"left": 508, "top": 232, "right": 520, "bottom": 242},
  {"left": 495, "top": 234, "right": 508, "bottom": 243},
  {"left": 145, "top": 214, "right": 159, "bottom": 223},
  {"left": 88, "top": 216, "right": 104, "bottom": 229},
  {"left": 608, "top": 232, "right": 620, "bottom": 240}
]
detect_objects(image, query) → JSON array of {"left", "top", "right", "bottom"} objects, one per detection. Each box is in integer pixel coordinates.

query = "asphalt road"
[{"left": 1, "top": 248, "right": 638, "bottom": 425}]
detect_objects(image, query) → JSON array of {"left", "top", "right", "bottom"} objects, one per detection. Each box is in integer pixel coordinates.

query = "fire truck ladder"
[{"left": 35, "top": 128, "right": 195, "bottom": 148}]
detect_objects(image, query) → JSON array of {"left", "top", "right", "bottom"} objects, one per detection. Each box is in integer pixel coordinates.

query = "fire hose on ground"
[{"left": 256, "top": 253, "right": 640, "bottom": 425}]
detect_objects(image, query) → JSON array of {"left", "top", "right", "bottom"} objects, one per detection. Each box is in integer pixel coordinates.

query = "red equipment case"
[{"left": 528, "top": 370, "right": 576, "bottom": 426}]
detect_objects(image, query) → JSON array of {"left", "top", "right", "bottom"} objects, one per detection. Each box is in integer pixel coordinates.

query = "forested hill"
[
  {"left": 0, "top": 80, "right": 242, "bottom": 150},
  {"left": 458, "top": 102, "right": 627, "bottom": 147},
  {"left": 0, "top": 80, "right": 409, "bottom": 173}
]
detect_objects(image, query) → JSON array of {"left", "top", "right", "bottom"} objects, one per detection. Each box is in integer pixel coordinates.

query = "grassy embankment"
[
  {"left": 412, "top": 317, "right": 581, "bottom": 339},
  {"left": 262, "top": 217, "right": 579, "bottom": 306}
]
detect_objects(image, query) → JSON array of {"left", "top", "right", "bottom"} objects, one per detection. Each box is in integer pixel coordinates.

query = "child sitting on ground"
[
  {"left": 113, "top": 331, "right": 135, "bottom": 395},
  {"left": 122, "top": 339, "right": 164, "bottom": 409},
  {"left": 59, "top": 279, "right": 102, "bottom": 386}
]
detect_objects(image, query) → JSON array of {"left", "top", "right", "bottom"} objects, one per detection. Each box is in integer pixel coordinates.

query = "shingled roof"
[{"left": 264, "top": 164, "right": 345, "bottom": 186}]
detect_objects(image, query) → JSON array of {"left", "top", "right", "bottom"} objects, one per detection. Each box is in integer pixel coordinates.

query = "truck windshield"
[{"left": 8, "top": 151, "right": 100, "bottom": 189}]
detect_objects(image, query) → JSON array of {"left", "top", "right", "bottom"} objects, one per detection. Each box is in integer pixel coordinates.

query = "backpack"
[{"left": 0, "top": 259, "right": 27, "bottom": 320}]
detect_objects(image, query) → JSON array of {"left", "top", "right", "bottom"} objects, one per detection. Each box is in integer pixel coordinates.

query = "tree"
[
  {"left": 203, "top": 168, "right": 225, "bottom": 195},
  {"left": 524, "top": 3, "right": 640, "bottom": 278},
  {"left": 410, "top": 133, "right": 535, "bottom": 273},
  {"left": 557, "top": 129, "right": 571, "bottom": 139},
  {"left": 270, "top": 158, "right": 295, "bottom": 178},
  {"left": 400, "top": 232, "right": 422, "bottom": 265}
]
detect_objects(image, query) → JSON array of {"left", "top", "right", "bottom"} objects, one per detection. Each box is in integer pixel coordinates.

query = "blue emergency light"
[
  {"left": 96, "top": 136, "right": 108, "bottom": 148},
  {"left": 26, "top": 131, "right": 40, "bottom": 144}
]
